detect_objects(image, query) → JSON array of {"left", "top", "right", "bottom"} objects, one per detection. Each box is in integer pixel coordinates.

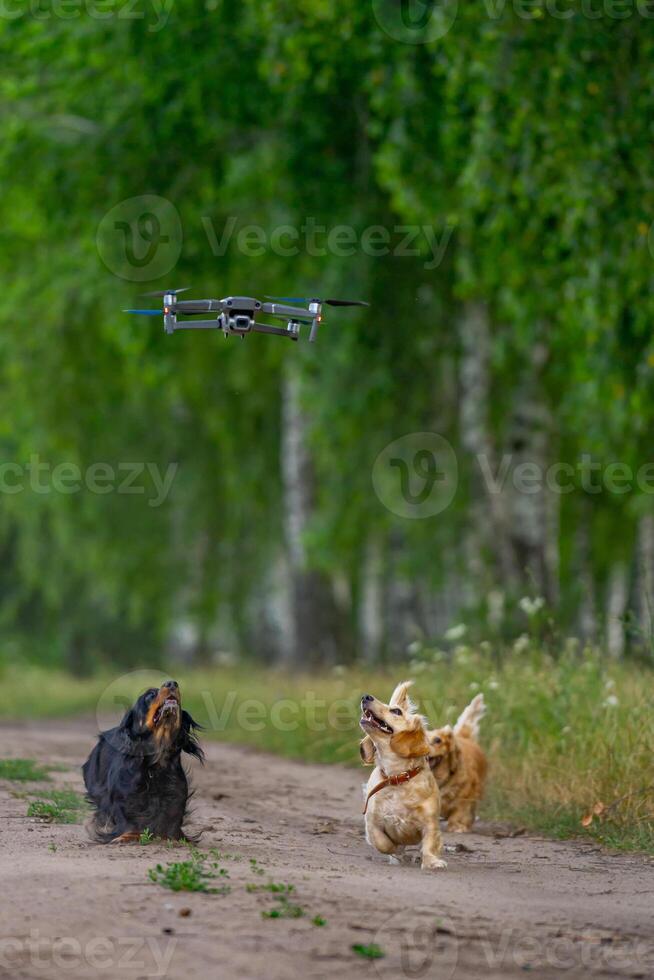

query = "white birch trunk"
[
  {"left": 359, "top": 534, "right": 384, "bottom": 663},
  {"left": 575, "top": 512, "right": 597, "bottom": 641},
  {"left": 503, "top": 359, "right": 554, "bottom": 601},
  {"left": 637, "top": 513, "right": 654, "bottom": 644},
  {"left": 281, "top": 365, "right": 340, "bottom": 666},
  {"left": 459, "top": 302, "right": 517, "bottom": 593},
  {"left": 606, "top": 562, "right": 628, "bottom": 659}
]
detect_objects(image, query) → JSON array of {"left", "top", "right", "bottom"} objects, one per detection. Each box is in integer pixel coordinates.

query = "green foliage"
[
  {"left": 0, "top": 5, "right": 653, "bottom": 663},
  {"left": 148, "top": 853, "right": 230, "bottom": 894}
]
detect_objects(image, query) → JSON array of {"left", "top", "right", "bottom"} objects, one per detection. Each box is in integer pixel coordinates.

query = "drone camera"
[{"left": 233, "top": 314, "right": 252, "bottom": 332}]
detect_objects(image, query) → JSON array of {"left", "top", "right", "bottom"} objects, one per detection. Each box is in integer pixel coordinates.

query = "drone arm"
[
  {"left": 170, "top": 319, "right": 220, "bottom": 329},
  {"left": 261, "top": 301, "right": 313, "bottom": 319},
  {"left": 252, "top": 322, "right": 294, "bottom": 339},
  {"left": 174, "top": 299, "right": 225, "bottom": 314},
  {"left": 171, "top": 319, "right": 293, "bottom": 338}
]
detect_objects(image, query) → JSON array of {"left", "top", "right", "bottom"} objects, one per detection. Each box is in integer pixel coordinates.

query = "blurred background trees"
[{"left": 1, "top": 3, "right": 654, "bottom": 670}]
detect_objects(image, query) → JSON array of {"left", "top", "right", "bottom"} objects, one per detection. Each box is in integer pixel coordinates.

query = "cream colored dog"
[{"left": 359, "top": 681, "right": 446, "bottom": 871}]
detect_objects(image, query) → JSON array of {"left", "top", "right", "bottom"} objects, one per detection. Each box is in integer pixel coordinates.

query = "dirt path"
[{"left": 0, "top": 719, "right": 653, "bottom": 980}]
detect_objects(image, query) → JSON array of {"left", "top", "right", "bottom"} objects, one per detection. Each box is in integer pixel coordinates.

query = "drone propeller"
[
  {"left": 323, "top": 298, "right": 369, "bottom": 307},
  {"left": 266, "top": 295, "right": 369, "bottom": 307},
  {"left": 123, "top": 309, "right": 162, "bottom": 316},
  {"left": 140, "top": 287, "right": 190, "bottom": 298},
  {"left": 265, "top": 296, "right": 306, "bottom": 303}
]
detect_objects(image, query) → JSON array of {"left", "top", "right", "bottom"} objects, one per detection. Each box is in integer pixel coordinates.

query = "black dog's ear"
[
  {"left": 120, "top": 708, "right": 137, "bottom": 734},
  {"left": 180, "top": 710, "right": 205, "bottom": 762}
]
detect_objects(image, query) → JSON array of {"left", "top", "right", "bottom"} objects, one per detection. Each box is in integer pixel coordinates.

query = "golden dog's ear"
[
  {"left": 389, "top": 679, "right": 415, "bottom": 712},
  {"left": 390, "top": 726, "right": 431, "bottom": 759},
  {"left": 425, "top": 729, "right": 442, "bottom": 756},
  {"left": 359, "top": 736, "right": 375, "bottom": 765},
  {"left": 427, "top": 725, "right": 452, "bottom": 756}
]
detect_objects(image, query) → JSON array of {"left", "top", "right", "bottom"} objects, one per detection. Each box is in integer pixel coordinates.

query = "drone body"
[{"left": 125, "top": 289, "right": 368, "bottom": 343}]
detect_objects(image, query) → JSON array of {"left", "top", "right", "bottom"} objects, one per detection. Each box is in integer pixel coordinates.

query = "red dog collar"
[{"left": 362, "top": 765, "right": 423, "bottom": 815}]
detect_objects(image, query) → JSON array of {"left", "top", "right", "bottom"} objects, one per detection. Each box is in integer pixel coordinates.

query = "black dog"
[{"left": 82, "top": 679, "right": 203, "bottom": 843}]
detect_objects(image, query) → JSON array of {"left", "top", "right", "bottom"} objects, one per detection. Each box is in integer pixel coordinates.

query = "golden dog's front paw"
[{"left": 421, "top": 856, "right": 447, "bottom": 871}]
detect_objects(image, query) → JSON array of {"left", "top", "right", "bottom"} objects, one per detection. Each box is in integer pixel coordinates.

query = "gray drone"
[{"left": 124, "top": 289, "right": 369, "bottom": 342}]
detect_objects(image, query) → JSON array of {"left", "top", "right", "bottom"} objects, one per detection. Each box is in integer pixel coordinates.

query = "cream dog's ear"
[
  {"left": 359, "top": 736, "right": 375, "bottom": 765},
  {"left": 389, "top": 679, "right": 415, "bottom": 712},
  {"left": 390, "top": 726, "right": 431, "bottom": 759}
]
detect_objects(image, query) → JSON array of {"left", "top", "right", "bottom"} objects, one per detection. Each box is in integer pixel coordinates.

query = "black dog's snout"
[
  {"left": 163, "top": 679, "right": 179, "bottom": 690},
  {"left": 362, "top": 694, "right": 373, "bottom": 704}
]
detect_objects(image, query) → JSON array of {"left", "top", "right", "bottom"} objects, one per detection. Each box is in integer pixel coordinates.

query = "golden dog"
[{"left": 426, "top": 693, "right": 487, "bottom": 832}]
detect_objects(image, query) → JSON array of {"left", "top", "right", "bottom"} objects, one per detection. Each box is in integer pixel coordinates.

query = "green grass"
[
  {"left": 0, "top": 758, "right": 50, "bottom": 781},
  {"left": 1, "top": 647, "right": 653, "bottom": 852},
  {"left": 352, "top": 943, "right": 384, "bottom": 960},
  {"left": 247, "top": 882, "right": 295, "bottom": 894},
  {"left": 148, "top": 853, "right": 230, "bottom": 894},
  {"left": 27, "top": 789, "right": 88, "bottom": 824},
  {"left": 262, "top": 896, "right": 305, "bottom": 919}
]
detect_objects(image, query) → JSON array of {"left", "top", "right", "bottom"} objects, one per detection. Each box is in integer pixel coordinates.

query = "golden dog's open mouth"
[{"left": 360, "top": 708, "right": 394, "bottom": 734}]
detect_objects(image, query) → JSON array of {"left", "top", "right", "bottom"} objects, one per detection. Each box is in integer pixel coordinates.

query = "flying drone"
[{"left": 124, "top": 289, "right": 369, "bottom": 342}]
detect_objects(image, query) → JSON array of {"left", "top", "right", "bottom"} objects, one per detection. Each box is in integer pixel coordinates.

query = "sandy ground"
[{"left": 0, "top": 719, "right": 653, "bottom": 980}]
